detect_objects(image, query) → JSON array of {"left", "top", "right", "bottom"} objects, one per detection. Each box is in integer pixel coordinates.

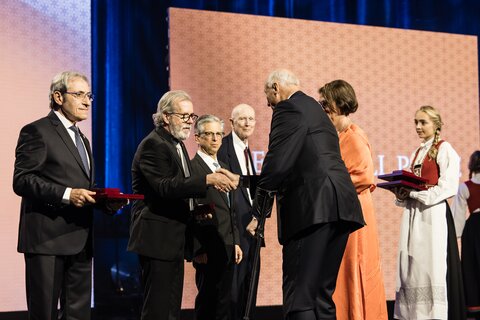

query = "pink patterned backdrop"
[
  {"left": 168, "top": 8, "right": 479, "bottom": 307},
  {"left": 0, "top": 0, "right": 91, "bottom": 311}
]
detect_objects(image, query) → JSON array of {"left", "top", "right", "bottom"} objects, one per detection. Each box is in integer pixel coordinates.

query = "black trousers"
[
  {"left": 24, "top": 249, "right": 92, "bottom": 320},
  {"left": 139, "top": 255, "right": 184, "bottom": 320},
  {"left": 194, "top": 247, "right": 234, "bottom": 320},
  {"left": 283, "top": 222, "right": 350, "bottom": 320},
  {"left": 231, "top": 240, "right": 259, "bottom": 320}
]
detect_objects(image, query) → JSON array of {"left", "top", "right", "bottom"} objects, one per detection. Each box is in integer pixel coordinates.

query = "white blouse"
[{"left": 452, "top": 172, "right": 480, "bottom": 236}]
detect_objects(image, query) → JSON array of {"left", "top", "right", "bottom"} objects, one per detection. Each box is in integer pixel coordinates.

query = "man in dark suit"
[
  {"left": 190, "top": 114, "right": 243, "bottom": 320},
  {"left": 247, "top": 70, "right": 365, "bottom": 320},
  {"left": 13, "top": 71, "right": 97, "bottom": 320},
  {"left": 127, "top": 91, "right": 237, "bottom": 320},
  {"left": 217, "top": 104, "right": 258, "bottom": 320}
]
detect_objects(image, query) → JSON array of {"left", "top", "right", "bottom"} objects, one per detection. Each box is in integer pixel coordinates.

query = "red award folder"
[
  {"left": 92, "top": 188, "right": 145, "bottom": 200},
  {"left": 377, "top": 170, "right": 427, "bottom": 191}
]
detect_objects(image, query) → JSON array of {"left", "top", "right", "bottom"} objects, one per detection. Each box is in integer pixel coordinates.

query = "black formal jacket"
[
  {"left": 127, "top": 126, "right": 207, "bottom": 261},
  {"left": 258, "top": 91, "right": 365, "bottom": 245},
  {"left": 190, "top": 154, "right": 239, "bottom": 261},
  {"left": 13, "top": 111, "right": 94, "bottom": 255},
  {"left": 217, "top": 133, "right": 257, "bottom": 250}
]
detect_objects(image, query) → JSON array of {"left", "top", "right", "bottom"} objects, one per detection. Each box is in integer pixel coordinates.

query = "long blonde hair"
[{"left": 417, "top": 105, "right": 443, "bottom": 160}]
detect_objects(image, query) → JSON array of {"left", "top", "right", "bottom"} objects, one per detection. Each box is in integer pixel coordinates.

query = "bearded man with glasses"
[{"left": 128, "top": 90, "right": 239, "bottom": 320}]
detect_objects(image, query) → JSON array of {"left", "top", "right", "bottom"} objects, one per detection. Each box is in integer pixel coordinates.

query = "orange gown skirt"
[{"left": 333, "top": 123, "right": 388, "bottom": 320}]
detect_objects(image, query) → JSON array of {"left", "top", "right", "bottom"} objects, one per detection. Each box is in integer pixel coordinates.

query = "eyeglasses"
[
  {"left": 65, "top": 91, "right": 94, "bottom": 102},
  {"left": 166, "top": 112, "right": 199, "bottom": 122},
  {"left": 199, "top": 131, "right": 225, "bottom": 139},
  {"left": 318, "top": 100, "right": 331, "bottom": 113}
]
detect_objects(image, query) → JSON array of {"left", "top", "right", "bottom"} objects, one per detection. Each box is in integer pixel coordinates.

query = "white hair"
[
  {"left": 152, "top": 90, "right": 191, "bottom": 127},
  {"left": 265, "top": 69, "right": 300, "bottom": 88}
]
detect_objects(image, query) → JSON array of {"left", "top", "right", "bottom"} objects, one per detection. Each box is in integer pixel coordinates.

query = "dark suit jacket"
[
  {"left": 13, "top": 111, "right": 94, "bottom": 255},
  {"left": 217, "top": 133, "right": 257, "bottom": 250},
  {"left": 127, "top": 127, "right": 207, "bottom": 261},
  {"left": 258, "top": 91, "right": 365, "bottom": 244},
  {"left": 190, "top": 154, "right": 239, "bottom": 261}
]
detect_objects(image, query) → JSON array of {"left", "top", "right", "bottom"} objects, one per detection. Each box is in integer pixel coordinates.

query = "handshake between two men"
[{"left": 206, "top": 167, "right": 241, "bottom": 193}]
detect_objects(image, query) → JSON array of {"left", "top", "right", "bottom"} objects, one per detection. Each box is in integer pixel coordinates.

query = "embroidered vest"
[
  {"left": 465, "top": 180, "right": 480, "bottom": 213},
  {"left": 411, "top": 140, "right": 445, "bottom": 186}
]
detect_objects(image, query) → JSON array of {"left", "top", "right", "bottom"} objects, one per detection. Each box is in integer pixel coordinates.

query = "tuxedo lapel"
[{"left": 155, "top": 127, "right": 184, "bottom": 173}]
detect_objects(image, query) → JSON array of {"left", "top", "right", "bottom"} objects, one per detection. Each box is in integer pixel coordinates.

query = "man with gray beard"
[{"left": 128, "top": 90, "right": 237, "bottom": 320}]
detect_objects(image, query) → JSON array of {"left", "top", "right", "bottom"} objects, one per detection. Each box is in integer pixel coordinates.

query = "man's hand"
[
  {"left": 193, "top": 203, "right": 214, "bottom": 221},
  {"left": 394, "top": 187, "right": 410, "bottom": 201},
  {"left": 70, "top": 189, "right": 96, "bottom": 207},
  {"left": 246, "top": 217, "right": 258, "bottom": 237},
  {"left": 234, "top": 245, "right": 243, "bottom": 264},
  {"left": 206, "top": 172, "right": 237, "bottom": 193},
  {"left": 193, "top": 253, "right": 208, "bottom": 264},
  {"left": 216, "top": 168, "right": 240, "bottom": 187},
  {"left": 104, "top": 199, "right": 129, "bottom": 212}
]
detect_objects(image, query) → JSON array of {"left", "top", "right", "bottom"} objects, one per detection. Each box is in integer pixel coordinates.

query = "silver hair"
[
  {"left": 152, "top": 90, "right": 192, "bottom": 127},
  {"left": 264, "top": 69, "right": 300, "bottom": 89},
  {"left": 231, "top": 103, "right": 255, "bottom": 119},
  {"left": 194, "top": 114, "right": 224, "bottom": 135},
  {"left": 49, "top": 71, "right": 89, "bottom": 110}
]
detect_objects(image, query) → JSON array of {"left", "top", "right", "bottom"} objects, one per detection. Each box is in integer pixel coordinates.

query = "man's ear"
[
  {"left": 53, "top": 91, "right": 63, "bottom": 106},
  {"left": 272, "top": 82, "right": 279, "bottom": 93},
  {"left": 162, "top": 113, "right": 170, "bottom": 125},
  {"left": 229, "top": 118, "right": 234, "bottom": 127}
]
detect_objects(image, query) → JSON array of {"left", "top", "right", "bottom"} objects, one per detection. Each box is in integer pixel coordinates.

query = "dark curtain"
[{"left": 91, "top": 0, "right": 480, "bottom": 316}]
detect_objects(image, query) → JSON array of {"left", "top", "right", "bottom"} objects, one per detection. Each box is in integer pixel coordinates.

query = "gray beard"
[{"left": 171, "top": 123, "right": 190, "bottom": 141}]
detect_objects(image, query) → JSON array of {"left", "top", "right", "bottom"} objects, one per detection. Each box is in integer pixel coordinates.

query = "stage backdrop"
[
  {"left": 0, "top": 0, "right": 91, "bottom": 312},
  {"left": 168, "top": 8, "right": 479, "bottom": 307}
]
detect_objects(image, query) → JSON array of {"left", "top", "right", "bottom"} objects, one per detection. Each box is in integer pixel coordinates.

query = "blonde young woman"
[
  {"left": 393, "top": 106, "right": 465, "bottom": 320},
  {"left": 319, "top": 80, "right": 387, "bottom": 320}
]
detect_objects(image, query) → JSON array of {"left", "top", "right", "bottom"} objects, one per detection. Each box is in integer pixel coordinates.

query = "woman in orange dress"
[{"left": 319, "top": 80, "right": 387, "bottom": 320}]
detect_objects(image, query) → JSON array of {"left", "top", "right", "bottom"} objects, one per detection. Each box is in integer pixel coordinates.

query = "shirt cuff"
[{"left": 62, "top": 187, "right": 72, "bottom": 204}]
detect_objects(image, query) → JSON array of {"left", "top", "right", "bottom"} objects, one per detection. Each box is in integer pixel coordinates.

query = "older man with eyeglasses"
[
  {"left": 190, "top": 114, "right": 243, "bottom": 320},
  {"left": 128, "top": 91, "right": 238, "bottom": 320},
  {"left": 13, "top": 71, "right": 106, "bottom": 320}
]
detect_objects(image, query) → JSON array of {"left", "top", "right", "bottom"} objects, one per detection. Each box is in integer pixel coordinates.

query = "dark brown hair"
[
  {"left": 318, "top": 80, "right": 358, "bottom": 116},
  {"left": 468, "top": 150, "right": 480, "bottom": 179}
]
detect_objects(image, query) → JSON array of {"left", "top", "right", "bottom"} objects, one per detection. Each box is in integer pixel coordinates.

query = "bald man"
[{"left": 217, "top": 103, "right": 258, "bottom": 320}]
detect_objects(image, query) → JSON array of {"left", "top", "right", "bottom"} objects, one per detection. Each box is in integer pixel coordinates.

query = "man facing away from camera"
[{"left": 247, "top": 69, "right": 365, "bottom": 320}]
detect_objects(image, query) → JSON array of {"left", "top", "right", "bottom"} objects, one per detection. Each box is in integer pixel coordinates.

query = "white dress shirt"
[
  {"left": 452, "top": 172, "right": 480, "bottom": 236},
  {"left": 232, "top": 131, "right": 253, "bottom": 204}
]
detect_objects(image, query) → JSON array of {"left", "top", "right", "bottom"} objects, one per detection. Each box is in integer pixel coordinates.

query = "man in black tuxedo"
[
  {"left": 247, "top": 70, "right": 365, "bottom": 320},
  {"left": 217, "top": 104, "right": 258, "bottom": 320},
  {"left": 127, "top": 91, "right": 237, "bottom": 320},
  {"left": 190, "top": 114, "right": 243, "bottom": 320},
  {"left": 13, "top": 71, "right": 97, "bottom": 320}
]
